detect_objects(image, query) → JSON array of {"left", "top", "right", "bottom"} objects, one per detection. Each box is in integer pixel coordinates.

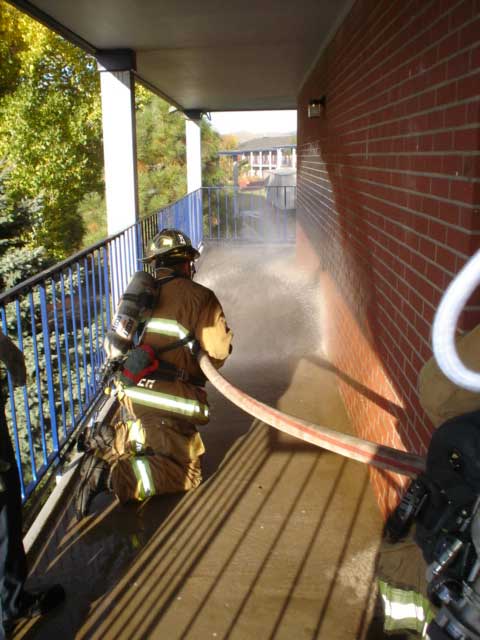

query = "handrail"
[
  {"left": 0, "top": 228, "right": 129, "bottom": 306},
  {"left": 198, "top": 351, "right": 426, "bottom": 477},
  {"left": 0, "top": 204, "right": 166, "bottom": 501},
  {"left": 1, "top": 184, "right": 296, "bottom": 503}
]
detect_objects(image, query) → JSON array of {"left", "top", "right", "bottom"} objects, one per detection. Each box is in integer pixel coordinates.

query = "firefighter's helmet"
[{"left": 141, "top": 228, "right": 200, "bottom": 265}]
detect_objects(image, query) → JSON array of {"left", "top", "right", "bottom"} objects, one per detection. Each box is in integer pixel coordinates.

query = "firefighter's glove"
[{"left": 75, "top": 453, "right": 111, "bottom": 520}]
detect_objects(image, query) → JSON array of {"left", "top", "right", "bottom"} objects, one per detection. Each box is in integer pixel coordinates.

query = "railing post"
[{"left": 39, "top": 284, "right": 60, "bottom": 455}]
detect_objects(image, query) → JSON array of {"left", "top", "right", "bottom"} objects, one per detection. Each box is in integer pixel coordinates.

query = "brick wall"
[{"left": 297, "top": 0, "right": 480, "bottom": 516}]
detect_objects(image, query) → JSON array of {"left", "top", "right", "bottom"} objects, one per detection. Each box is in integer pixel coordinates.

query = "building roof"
[
  {"left": 237, "top": 135, "right": 296, "bottom": 152},
  {"left": 10, "top": 0, "right": 354, "bottom": 112},
  {"left": 218, "top": 135, "right": 297, "bottom": 155}
]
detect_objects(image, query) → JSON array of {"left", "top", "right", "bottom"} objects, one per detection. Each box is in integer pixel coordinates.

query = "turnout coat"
[{"left": 104, "top": 268, "right": 233, "bottom": 502}]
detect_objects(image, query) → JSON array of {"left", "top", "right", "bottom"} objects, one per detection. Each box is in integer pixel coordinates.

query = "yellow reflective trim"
[
  {"left": 145, "top": 318, "right": 195, "bottom": 351},
  {"left": 146, "top": 318, "right": 189, "bottom": 338},
  {"left": 131, "top": 457, "right": 155, "bottom": 500},
  {"left": 127, "top": 420, "right": 146, "bottom": 453},
  {"left": 124, "top": 386, "right": 209, "bottom": 419},
  {"left": 378, "top": 580, "right": 434, "bottom": 635}
]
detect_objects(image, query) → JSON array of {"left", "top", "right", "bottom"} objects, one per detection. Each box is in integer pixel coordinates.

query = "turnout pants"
[
  {"left": 97, "top": 412, "right": 204, "bottom": 503},
  {"left": 375, "top": 535, "right": 434, "bottom": 638},
  {"left": 0, "top": 395, "right": 27, "bottom": 633}
]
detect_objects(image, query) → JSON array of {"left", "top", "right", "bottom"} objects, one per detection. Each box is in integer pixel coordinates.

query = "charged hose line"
[
  {"left": 198, "top": 351, "right": 426, "bottom": 478},
  {"left": 432, "top": 249, "right": 480, "bottom": 393}
]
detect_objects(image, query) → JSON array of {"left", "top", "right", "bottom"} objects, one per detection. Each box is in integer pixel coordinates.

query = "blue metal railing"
[
  {"left": 155, "top": 190, "right": 203, "bottom": 249},
  {"left": 0, "top": 203, "right": 187, "bottom": 502},
  {"left": 0, "top": 185, "right": 295, "bottom": 503},
  {"left": 202, "top": 185, "right": 296, "bottom": 243}
]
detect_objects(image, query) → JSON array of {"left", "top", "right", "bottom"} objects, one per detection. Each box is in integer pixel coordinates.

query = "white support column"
[
  {"left": 250, "top": 151, "right": 254, "bottom": 176},
  {"left": 97, "top": 50, "right": 138, "bottom": 237},
  {"left": 259, "top": 151, "right": 263, "bottom": 177},
  {"left": 269, "top": 151, "right": 272, "bottom": 170},
  {"left": 277, "top": 147, "right": 283, "bottom": 168},
  {"left": 292, "top": 148, "right": 297, "bottom": 169},
  {"left": 185, "top": 116, "right": 202, "bottom": 193}
]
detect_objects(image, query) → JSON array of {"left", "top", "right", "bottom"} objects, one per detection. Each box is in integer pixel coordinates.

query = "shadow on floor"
[{"left": 14, "top": 244, "right": 386, "bottom": 639}]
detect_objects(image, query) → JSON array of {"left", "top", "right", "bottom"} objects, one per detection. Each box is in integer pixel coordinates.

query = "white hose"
[
  {"left": 198, "top": 352, "right": 425, "bottom": 477},
  {"left": 432, "top": 249, "right": 480, "bottom": 392}
]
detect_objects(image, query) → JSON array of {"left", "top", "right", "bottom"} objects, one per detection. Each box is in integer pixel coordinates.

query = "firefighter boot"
[
  {"left": 77, "top": 422, "right": 115, "bottom": 455},
  {"left": 75, "top": 452, "right": 111, "bottom": 520}
]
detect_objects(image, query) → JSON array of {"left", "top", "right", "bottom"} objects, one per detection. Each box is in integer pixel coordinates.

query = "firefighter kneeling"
[
  {"left": 378, "top": 327, "right": 480, "bottom": 639},
  {"left": 75, "top": 229, "right": 233, "bottom": 518}
]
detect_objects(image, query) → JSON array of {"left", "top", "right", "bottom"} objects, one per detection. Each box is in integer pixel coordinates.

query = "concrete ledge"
[{"left": 24, "top": 393, "right": 118, "bottom": 560}]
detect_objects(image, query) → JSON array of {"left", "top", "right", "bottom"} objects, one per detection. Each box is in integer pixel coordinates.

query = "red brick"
[
  {"left": 458, "top": 205, "right": 474, "bottom": 229},
  {"left": 422, "top": 196, "right": 439, "bottom": 217},
  {"left": 449, "top": 0, "right": 475, "bottom": 30},
  {"left": 410, "top": 252, "right": 428, "bottom": 275},
  {"left": 444, "top": 104, "right": 467, "bottom": 127},
  {"left": 436, "top": 246, "right": 457, "bottom": 273},
  {"left": 429, "top": 219, "right": 448, "bottom": 244},
  {"left": 433, "top": 131, "right": 453, "bottom": 150},
  {"left": 297, "top": 0, "right": 480, "bottom": 513},
  {"left": 447, "top": 227, "right": 474, "bottom": 253},
  {"left": 430, "top": 177, "right": 451, "bottom": 198},
  {"left": 472, "top": 45, "right": 480, "bottom": 72},
  {"left": 460, "top": 17, "right": 480, "bottom": 48},
  {"left": 418, "top": 237, "right": 437, "bottom": 261},
  {"left": 438, "top": 31, "right": 459, "bottom": 60},
  {"left": 458, "top": 72, "right": 480, "bottom": 100},
  {"left": 442, "top": 155, "right": 464, "bottom": 176},
  {"left": 454, "top": 128, "right": 480, "bottom": 151},
  {"left": 450, "top": 180, "right": 476, "bottom": 204},
  {"left": 425, "top": 262, "right": 446, "bottom": 289},
  {"left": 436, "top": 81, "right": 458, "bottom": 105},
  {"left": 418, "top": 90, "right": 436, "bottom": 111},
  {"left": 467, "top": 100, "right": 480, "bottom": 124}
]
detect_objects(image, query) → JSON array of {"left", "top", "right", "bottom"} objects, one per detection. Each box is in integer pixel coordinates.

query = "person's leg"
[
  {"left": 0, "top": 405, "right": 65, "bottom": 633},
  {"left": 0, "top": 408, "right": 27, "bottom": 629},
  {"left": 111, "top": 454, "right": 202, "bottom": 503},
  {"left": 74, "top": 420, "right": 133, "bottom": 519}
]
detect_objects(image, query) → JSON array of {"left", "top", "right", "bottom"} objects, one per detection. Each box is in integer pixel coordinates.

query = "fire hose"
[{"left": 198, "top": 351, "right": 426, "bottom": 478}]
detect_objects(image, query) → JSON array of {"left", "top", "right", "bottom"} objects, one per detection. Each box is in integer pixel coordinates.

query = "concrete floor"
[{"left": 14, "top": 244, "right": 385, "bottom": 639}]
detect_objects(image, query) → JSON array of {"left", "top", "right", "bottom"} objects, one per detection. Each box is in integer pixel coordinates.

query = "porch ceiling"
[{"left": 10, "top": 0, "right": 352, "bottom": 112}]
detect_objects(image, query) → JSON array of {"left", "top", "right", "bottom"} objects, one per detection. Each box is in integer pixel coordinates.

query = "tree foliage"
[
  {"left": 0, "top": 163, "right": 53, "bottom": 291},
  {"left": 0, "top": 1, "right": 103, "bottom": 259},
  {"left": 1, "top": 1, "right": 232, "bottom": 260},
  {"left": 135, "top": 95, "right": 232, "bottom": 217}
]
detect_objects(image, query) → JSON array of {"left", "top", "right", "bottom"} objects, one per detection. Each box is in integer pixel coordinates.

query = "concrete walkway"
[{"left": 14, "top": 244, "right": 385, "bottom": 639}]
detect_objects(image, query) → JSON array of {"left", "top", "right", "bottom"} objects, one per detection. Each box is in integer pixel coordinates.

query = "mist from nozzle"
[{"left": 196, "top": 243, "right": 323, "bottom": 366}]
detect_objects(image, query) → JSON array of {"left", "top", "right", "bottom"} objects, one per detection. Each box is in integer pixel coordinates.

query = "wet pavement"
[{"left": 14, "top": 244, "right": 385, "bottom": 639}]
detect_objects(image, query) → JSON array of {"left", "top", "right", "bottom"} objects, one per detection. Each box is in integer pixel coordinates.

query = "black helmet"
[{"left": 141, "top": 228, "right": 200, "bottom": 265}]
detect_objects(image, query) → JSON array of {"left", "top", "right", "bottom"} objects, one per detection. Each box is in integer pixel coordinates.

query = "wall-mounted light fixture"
[{"left": 308, "top": 96, "right": 326, "bottom": 118}]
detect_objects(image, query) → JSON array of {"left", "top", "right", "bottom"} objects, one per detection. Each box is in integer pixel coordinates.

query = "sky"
[{"left": 209, "top": 110, "right": 297, "bottom": 135}]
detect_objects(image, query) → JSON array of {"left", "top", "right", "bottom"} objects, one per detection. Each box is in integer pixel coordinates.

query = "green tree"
[
  {"left": 136, "top": 96, "right": 187, "bottom": 215},
  {"left": 135, "top": 95, "right": 232, "bottom": 217},
  {"left": 200, "top": 120, "right": 233, "bottom": 187},
  {"left": 0, "top": 1, "right": 103, "bottom": 260},
  {"left": 0, "top": 162, "right": 53, "bottom": 291}
]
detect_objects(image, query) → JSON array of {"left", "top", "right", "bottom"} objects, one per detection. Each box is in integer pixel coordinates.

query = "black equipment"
[{"left": 386, "top": 410, "right": 480, "bottom": 640}]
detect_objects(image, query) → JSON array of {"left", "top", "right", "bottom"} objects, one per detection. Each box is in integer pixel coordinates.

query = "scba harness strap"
[
  {"left": 116, "top": 270, "right": 205, "bottom": 387},
  {"left": 119, "top": 340, "right": 205, "bottom": 387}
]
